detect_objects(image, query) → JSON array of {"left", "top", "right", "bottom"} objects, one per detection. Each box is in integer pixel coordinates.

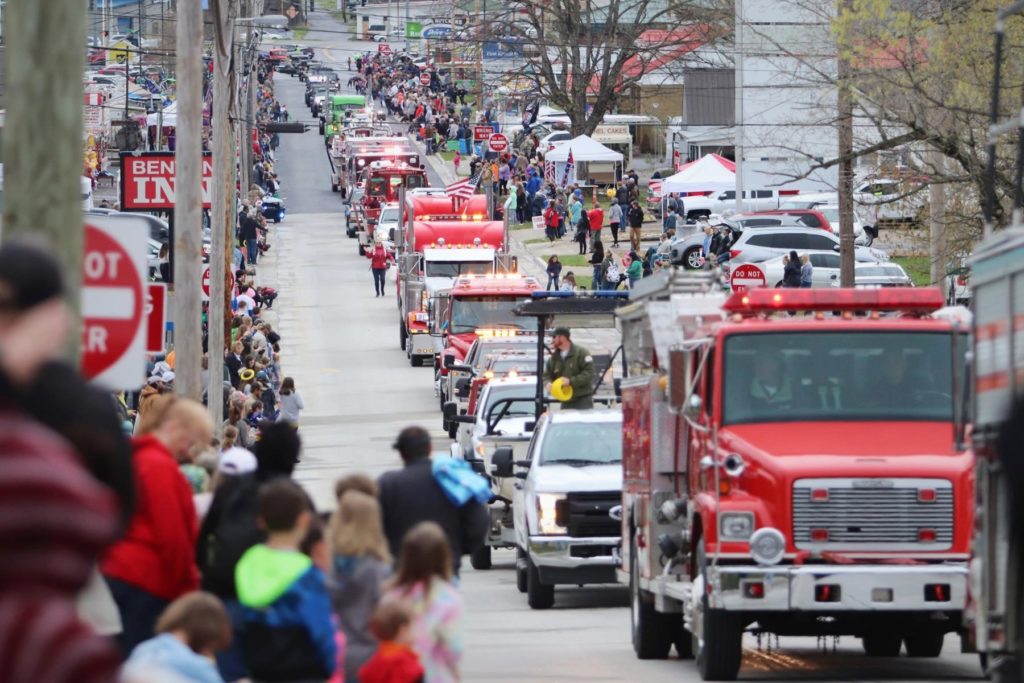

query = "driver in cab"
[
  {"left": 544, "top": 327, "right": 595, "bottom": 410},
  {"left": 749, "top": 353, "right": 793, "bottom": 406}
]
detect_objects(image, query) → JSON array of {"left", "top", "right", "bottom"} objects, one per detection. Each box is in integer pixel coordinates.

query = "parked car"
[
  {"left": 751, "top": 208, "right": 876, "bottom": 245},
  {"left": 539, "top": 130, "right": 571, "bottom": 152},
  {"left": 670, "top": 226, "right": 888, "bottom": 270},
  {"left": 678, "top": 189, "right": 798, "bottom": 219},
  {"left": 847, "top": 262, "right": 914, "bottom": 288}
]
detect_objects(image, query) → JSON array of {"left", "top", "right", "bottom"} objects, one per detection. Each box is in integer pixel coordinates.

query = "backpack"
[
  {"left": 198, "top": 474, "right": 265, "bottom": 597},
  {"left": 605, "top": 261, "right": 621, "bottom": 283}
]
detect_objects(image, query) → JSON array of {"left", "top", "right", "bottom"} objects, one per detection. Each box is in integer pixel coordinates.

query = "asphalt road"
[{"left": 263, "top": 9, "right": 986, "bottom": 682}]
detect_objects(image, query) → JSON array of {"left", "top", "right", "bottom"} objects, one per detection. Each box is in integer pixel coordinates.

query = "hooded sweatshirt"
[{"left": 235, "top": 544, "right": 338, "bottom": 681}]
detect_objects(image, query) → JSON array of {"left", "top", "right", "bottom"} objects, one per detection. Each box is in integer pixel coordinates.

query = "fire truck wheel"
[
  {"left": 400, "top": 323, "right": 407, "bottom": 351},
  {"left": 903, "top": 631, "right": 944, "bottom": 657},
  {"left": 630, "top": 536, "right": 674, "bottom": 659},
  {"left": 527, "top": 557, "right": 554, "bottom": 609},
  {"left": 516, "top": 548, "right": 528, "bottom": 593},
  {"left": 471, "top": 544, "right": 492, "bottom": 570},
  {"left": 861, "top": 632, "right": 902, "bottom": 657},
  {"left": 694, "top": 541, "right": 743, "bottom": 680}
]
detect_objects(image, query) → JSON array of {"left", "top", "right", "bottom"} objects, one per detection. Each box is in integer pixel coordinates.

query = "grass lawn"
[
  {"left": 522, "top": 237, "right": 549, "bottom": 244},
  {"left": 892, "top": 255, "right": 931, "bottom": 286},
  {"left": 574, "top": 275, "right": 594, "bottom": 289},
  {"left": 547, "top": 254, "right": 589, "bottom": 267},
  {"left": 293, "top": 26, "right": 309, "bottom": 40}
]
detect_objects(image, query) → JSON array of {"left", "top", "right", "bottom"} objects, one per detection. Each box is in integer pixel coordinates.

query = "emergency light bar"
[
  {"left": 474, "top": 329, "right": 520, "bottom": 337},
  {"left": 722, "top": 287, "right": 946, "bottom": 314}
]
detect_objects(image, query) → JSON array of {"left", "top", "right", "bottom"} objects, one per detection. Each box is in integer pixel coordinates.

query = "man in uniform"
[{"left": 544, "top": 327, "right": 595, "bottom": 410}]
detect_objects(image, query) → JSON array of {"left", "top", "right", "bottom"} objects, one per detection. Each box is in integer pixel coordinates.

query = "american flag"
[
  {"left": 649, "top": 180, "right": 663, "bottom": 196},
  {"left": 544, "top": 160, "right": 556, "bottom": 184},
  {"left": 446, "top": 172, "right": 481, "bottom": 199},
  {"left": 560, "top": 149, "right": 574, "bottom": 187}
]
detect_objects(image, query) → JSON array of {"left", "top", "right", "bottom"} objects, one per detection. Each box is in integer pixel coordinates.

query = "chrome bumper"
[
  {"left": 528, "top": 536, "right": 620, "bottom": 569},
  {"left": 706, "top": 562, "right": 968, "bottom": 612}
]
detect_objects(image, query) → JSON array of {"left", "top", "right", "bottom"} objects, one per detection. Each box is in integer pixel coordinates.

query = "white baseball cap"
[{"left": 218, "top": 447, "right": 257, "bottom": 475}]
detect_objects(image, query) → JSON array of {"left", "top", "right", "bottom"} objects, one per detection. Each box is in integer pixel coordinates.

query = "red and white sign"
[
  {"left": 473, "top": 125, "right": 493, "bottom": 142},
  {"left": 730, "top": 263, "right": 766, "bottom": 292},
  {"left": 120, "top": 152, "right": 213, "bottom": 210},
  {"left": 488, "top": 133, "right": 509, "bottom": 153},
  {"left": 201, "top": 265, "right": 235, "bottom": 302},
  {"left": 378, "top": 42, "right": 392, "bottom": 54},
  {"left": 146, "top": 283, "right": 167, "bottom": 353},
  {"left": 81, "top": 217, "right": 149, "bottom": 389},
  {"left": 419, "top": 72, "right": 431, "bottom": 86}
]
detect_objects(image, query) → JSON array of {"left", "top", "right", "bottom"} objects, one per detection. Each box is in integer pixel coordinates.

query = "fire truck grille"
[
  {"left": 792, "top": 478, "right": 954, "bottom": 550},
  {"left": 563, "top": 491, "right": 621, "bottom": 538}
]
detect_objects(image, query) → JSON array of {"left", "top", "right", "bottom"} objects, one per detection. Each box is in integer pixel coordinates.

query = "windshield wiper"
[{"left": 543, "top": 458, "right": 614, "bottom": 466}]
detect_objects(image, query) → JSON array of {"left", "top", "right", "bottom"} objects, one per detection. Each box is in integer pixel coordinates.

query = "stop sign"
[
  {"left": 730, "top": 263, "right": 766, "bottom": 292},
  {"left": 488, "top": 133, "right": 509, "bottom": 153},
  {"left": 201, "top": 265, "right": 234, "bottom": 301},
  {"left": 420, "top": 72, "right": 431, "bottom": 86},
  {"left": 378, "top": 43, "right": 392, "bottom": 55},
  {"left": 82, "top": 217, "right": 149, "bottom": 389}
]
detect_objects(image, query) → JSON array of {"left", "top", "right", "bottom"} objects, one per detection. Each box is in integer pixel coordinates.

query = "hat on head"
[
  {"left": 147, "top": 375, "right": 163, "bottom": 385},
  {"left": 218, "top": 447, "right": 257, "bottom": 475},
  {"left": 256, "top": 370, "right": 269, "bottom": 381},
  {"left": 552, "top": 326, "right": 571, "bottom": 338},
  {"left": 161, "top": 371, "right": 175, "bottom": 383}
]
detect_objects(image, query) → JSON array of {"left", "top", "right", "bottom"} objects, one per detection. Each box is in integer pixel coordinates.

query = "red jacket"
[
  {"left": 100, "top": 435, "right": 199, "bottom": 601},
  {"left": 588, "top": 207, "right": 604, "bottom": 231},
  {"left": 366, "top": 245, "right": 393, "bottom": 270},
  {"left": 358, "top": 642, "right": 424, "bottom": 683}
]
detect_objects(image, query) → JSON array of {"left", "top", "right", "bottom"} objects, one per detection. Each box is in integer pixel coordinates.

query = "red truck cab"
[{"left": 619, "top": 276, "right": 973, "bottom": 680}]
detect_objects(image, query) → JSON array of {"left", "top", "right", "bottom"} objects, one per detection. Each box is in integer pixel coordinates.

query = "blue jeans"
[
  {"left": 372, "top": 267, "right": 387, "bottom": 294},
  {"left": 592, "top": 265, "right": 602, "bottom": 289},
  {"left": 246, "top": 238, "right": 258, "bottom": 265},
  {"left": 546, "top": 275, "right": 560, "bottom": 290},
  {"left": 104, "top": 576, "right": 169, "bottom": 658}
]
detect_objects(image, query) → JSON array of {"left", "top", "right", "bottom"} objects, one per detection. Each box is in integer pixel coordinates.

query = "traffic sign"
[
  {"left": 730, "top": 263, "right": 766, "bottom": 292},
  {"left": 201, "top": 265, "right": 235, "bottom": 302},
  {"left": 378, "top": 43, "right": 392, "bottom": 55},
  {"left": 420, "top": 72, "right": 431, "bottom": 86},
  {"left": 473, "top": 125, "right": 493, "bottom": 142},
  {"left": 488, "top": 133, "right": 509, "bottom": 153},
  {"left": 146, "top": 283, "right": 167, "bottom": 353},
  {"left": 82, "top": 217, "right": 149, "bottom": 389}
]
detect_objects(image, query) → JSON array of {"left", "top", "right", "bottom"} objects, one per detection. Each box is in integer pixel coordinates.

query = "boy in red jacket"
[
  {"left": 359, "top": 600, "right": 424, "bottom": 683},
  {"left": 101, "top": 399, "right": 214, "bottom": 657}
]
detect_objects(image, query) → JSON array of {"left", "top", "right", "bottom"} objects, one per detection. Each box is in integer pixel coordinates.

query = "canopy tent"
[
  {"left": 146, "top": 101, "right": 177, "bottom": 127},
  {"left": 660, "top": 153, "right": 735, "bottom": 195},
  {"left": 545, "top": 135, "right": 624, "bottom": 163},
  {"left": 545, "top": 135, "right": 624, "bottom": 187}
]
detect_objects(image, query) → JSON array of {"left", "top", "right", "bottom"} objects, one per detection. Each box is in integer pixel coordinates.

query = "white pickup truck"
[{"left": 494, "top": 409, "right": 623, "bottom": 609}]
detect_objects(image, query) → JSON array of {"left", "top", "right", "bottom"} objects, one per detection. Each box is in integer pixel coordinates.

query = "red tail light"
[{"left": 729, "top": 249, "right": 741, "bottom": 259}]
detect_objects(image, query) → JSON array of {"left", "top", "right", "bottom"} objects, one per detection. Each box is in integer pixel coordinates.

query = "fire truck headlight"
[
  {"left": 536, "top": 493, "right": 566, "bottom": 535},
  {"left": 719, "top": 512, "right": 754, "bottom": 541},
  {"left": 749, "top": 527, "right": 786, "bottom": 566}
]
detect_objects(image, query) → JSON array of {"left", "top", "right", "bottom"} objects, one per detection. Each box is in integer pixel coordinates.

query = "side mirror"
[
  {"left": 449, "top": 364, "right": 473, "bottom": 374},
  {"left": 492, "top": 446, "right": 514, "bottom": 477},
  {"left": 454, "top": 414, "right": 477, "bottom": 424},
  {"left": 442, "top": 401, "right": 458, "bottom": 419},
  {"left": 389, "top": 228, "right": 396, "bottom": 242},
  {"left": 668, "top": 348, "right": 687, "bottom": 411},
  {"left": 684, "top": 394, "right": 702, "bottom": 420},
  {"left": 443, "top": 354, "right": 456, "bottom": 368}
]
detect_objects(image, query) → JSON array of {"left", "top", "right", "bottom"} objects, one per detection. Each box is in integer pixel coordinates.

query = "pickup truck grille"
[
  {"left": 561, "top": 491, "right": 620, "bottom": 538},
  {"left": 792, "top": 478, "right": 953, "bottom": 551}
]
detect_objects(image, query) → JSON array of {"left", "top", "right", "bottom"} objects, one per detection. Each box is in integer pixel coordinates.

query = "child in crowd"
[
  {"left": 235, "top": 479, "right": 338, "bottom": 681},
  {"left": 330, "top": 490, "right": 393, "bottom": 681},
  {"left": 123, "top": 591, "right": 231, "bottom": 683},
  {"left": 358, "top": 600, "right": 424, "bottom": 683},
  {"left": 381, "top": 523, "right": 462, "bottom": 683}
]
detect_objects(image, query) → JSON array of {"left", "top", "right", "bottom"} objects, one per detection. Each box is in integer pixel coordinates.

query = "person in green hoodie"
[{"left": 235, "top": 479, "right": 338, "bottom": 682}]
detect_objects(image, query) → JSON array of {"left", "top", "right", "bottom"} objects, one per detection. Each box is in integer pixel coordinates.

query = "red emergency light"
[{"left": 722, "top": 287, "right": 946, "bottom": 314}]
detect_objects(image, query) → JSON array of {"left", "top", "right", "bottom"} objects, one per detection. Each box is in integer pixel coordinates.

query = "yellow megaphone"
[{"left": 551, "top": 377, "right": 573, "bottom": 402}]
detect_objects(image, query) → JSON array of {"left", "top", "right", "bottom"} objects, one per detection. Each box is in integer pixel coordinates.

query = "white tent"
[
  {"left": 146, "top": 101, "right": 177, "bottom": 127},
  {"left": 545, "top": 135, "right": 624, "bottom": 163},
  {"left": 661, "top": 153, "right": 735, "bottom": 195}
]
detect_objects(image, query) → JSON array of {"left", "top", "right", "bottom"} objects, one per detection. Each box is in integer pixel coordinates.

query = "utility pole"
[
  {"left": 836, "top": 0, "right": 855, "bottom": 287},
  {"left": 209, "top": 0, "right": 237, "bottom": 426},
  {"left": 174, "top": 0, "right": 204, "bottom": 400},
  {"left": 734, "top": 0, "right": 744, "bottom": 213},
  {"left": 2, "top": 0, "right": 87, "bottom": 355},
  {"left": 928, "top": 148, "right": 947, "bottom": 285}
]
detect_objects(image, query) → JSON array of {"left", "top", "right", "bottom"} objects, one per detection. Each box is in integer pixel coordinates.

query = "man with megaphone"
[{"left": 544, "top": 327, "right": 595, "bottom": 410}]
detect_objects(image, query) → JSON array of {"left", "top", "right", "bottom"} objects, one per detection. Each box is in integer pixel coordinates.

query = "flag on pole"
[
  {"left": 544, "top": 160, "right": 556, "bottom": 184},
  {"left": 560, "top": 149, "right": 574, "bottom": 187},
  {"left": 445, "top": 172, "right": 481, "bottom": 199}
]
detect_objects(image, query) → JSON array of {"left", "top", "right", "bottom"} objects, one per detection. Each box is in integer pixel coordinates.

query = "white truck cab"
[{"left": 494, "top": 409, "right": 623, "bottom": 609}]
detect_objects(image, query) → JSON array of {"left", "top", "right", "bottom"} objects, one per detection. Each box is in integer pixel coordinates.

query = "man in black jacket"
[
  {"left": 239, "top": 208, "right": 260, "bottom": 267},
  {"left": 378, "top": 426, "right": 488, "bottom": 575}
]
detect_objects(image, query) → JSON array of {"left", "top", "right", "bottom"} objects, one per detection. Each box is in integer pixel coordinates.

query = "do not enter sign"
[
  {"left": 82, "top": 217, "right": 149, "bottom": 389},
  {"left": 420, "top": 72, "right": 431, "bottom": 86},
  {"left": 730, "top": 263, "right": 766, "bottom": 292},
  {"left": 201, "top": 265, "right": 234, "bottom": 302},
  {"left": 488, "top": 133, "right": 508, "bottom": 153}
]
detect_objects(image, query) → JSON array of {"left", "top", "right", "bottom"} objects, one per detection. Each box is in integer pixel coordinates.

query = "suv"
[
  {"left": 495, "top": 409, "right": 623, "bottom": 609},
  {"left": 671, "top": 226, "right": 888, "bottom": 270},
  {"left": 540, "top": 130, "right": 571, "bottom": 152}
]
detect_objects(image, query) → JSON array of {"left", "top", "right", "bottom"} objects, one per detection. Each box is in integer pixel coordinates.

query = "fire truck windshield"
[
  {"left": 425, "top": 261, "right": 493, "bottom": 278},
  {"left": 539, "top": 421, "right": 622, "bottom": 465},
  {"left": 722, "top": 331, "right": 959, "bottom": 425},
  {"left": 367, "top": 178, "right": 386, "bottom": 196},
  {"left": 450, "top": 297, "right": 529, "bottom": 334}
]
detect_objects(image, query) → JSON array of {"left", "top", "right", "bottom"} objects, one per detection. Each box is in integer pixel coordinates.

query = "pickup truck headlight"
[
  {"left": 719, "top": 512, "right": 754, "bottom": 541},
  {"left": 535, "top": 493, "right": 566, "bottom": 535}
]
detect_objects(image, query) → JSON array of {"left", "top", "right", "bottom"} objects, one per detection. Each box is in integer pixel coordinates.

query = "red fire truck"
[
  {"left": 617, "top": 270, "right": 972, "bottom": 680},
  {"left": 357, "top": 161, "right": 429, "bottom": 254}
]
